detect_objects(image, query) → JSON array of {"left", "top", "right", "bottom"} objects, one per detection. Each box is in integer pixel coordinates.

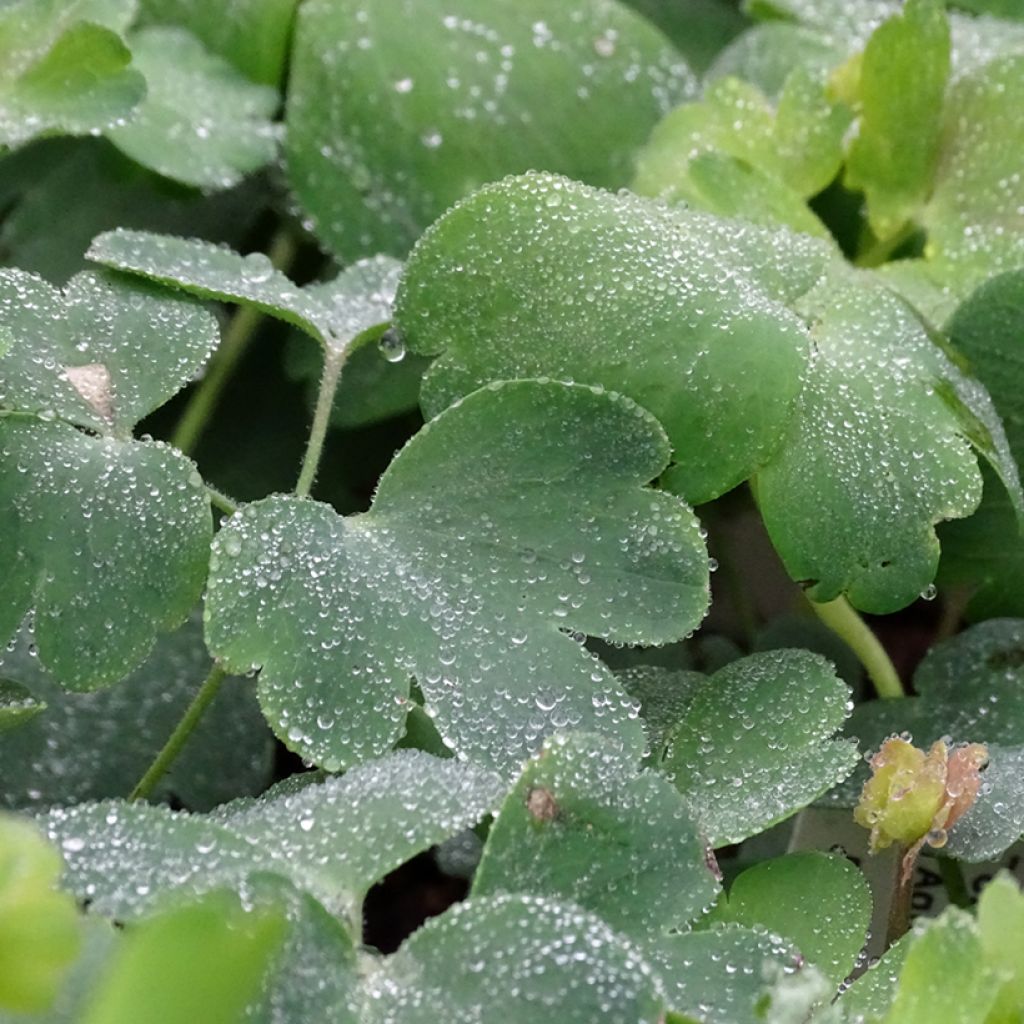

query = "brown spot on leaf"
[
  {"left": 526, "top": 786, "right": 558, "bottom": 822},
  {"left": 64, "top": 363, "right": 113, "bottom": 423}
]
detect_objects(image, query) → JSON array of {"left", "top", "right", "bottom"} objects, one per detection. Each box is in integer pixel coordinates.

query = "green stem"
[
  {"left": 170, "top": 230, "right": 298, "bottom": 455},
  {"left": 129, "top": 665, "right": 228, "bottom": 802},
  {"left": 295, "top": 347, "right": 345, "bottom": 498},
  {"left": 938, "top": 856, "right": 972, "bottom": 909},
  {"left": 206, "top": 485, "right": 239, "bottom": 517},
  {"left": 886, "top": 849, "right": 914, "bottom": 948},
  {"left": 853, "top": 221, "right": 917, "bottom": 269},
  {"left": 808, "top": 595, "right": 905, "bottom": 699}
]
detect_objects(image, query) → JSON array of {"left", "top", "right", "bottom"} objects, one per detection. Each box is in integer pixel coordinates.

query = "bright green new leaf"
[
  {"left": 827, "top": 619, "right": 1024, "bottom": 861},
  {"left": 0, "top": 679, "right": 44, "bottom": 732},
  {"left": 88, "top": 230, "right": 401, "bottom": 357},
  {"left": 0, "top": 0, "right": 144, "bottom": 149},
  {"left": 205, "top": 380, "right": 708, "bottom": 775},
  {"left": 80, "top": 890, "right": 286, "bottom": 1024},
  {"left": 43, "top": 751, "right": 502, "bottom": 931},
  {"left": 472, "top": 732, "right": 720, "bottom": 939},
  {"left": 634, "top": 69, "right": 849, "bottom": 235},
  {"left": 396, "top": 172, "right": 829, "bottom": 505},
  {"left": 0, "top": 814, "right": 81, "bottom": 1014},
  {"left": 880, "top": 909, "right": 1000, "bottom": 1024},
  {"left": 704, "top": 852, "right": 871, "bottom": 987},
  {"left": 662, "top": 650, "right": 858, "bottom": 845},
  {"left": 136, "top": 0, "right": 299, "bottom": 86},
  {"left": 284, "top": 0, "right": 695, "bottom": 260},
  {"left": 644, "top": 924, "right": 801, "bottom": 1024},
  {"left": 363, "top": 894, "right": 665, "bottom": 1024},
  {"left": 0, "top": 617, "right": 274, "bottom": 812},
  {"left": 107, "top": 28, "right": 279, "bottom": 190},
  {"left": 836, "top": 934, "right": 911, "bottom": 1023},
  {"left": 396, "top": 173, "right": 1010, "bottom": 610},
  {"left": 844, "top": 0, "right": 951, "bottom": 242},
  {"left": 977, "top": 873, "right": 1024, "bottom": 1022}
]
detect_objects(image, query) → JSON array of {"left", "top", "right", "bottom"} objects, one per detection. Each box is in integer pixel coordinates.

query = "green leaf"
[
  {"left": 284, "top": 0, "right": 696, "bottom": 260},
  {"left": 0, "top": 0, "right": 144, "bottom": 148},
  {"left": 0, "top": 268, "right": 219, "bottom": 435},
  {"left": 80, "top": 890, "right": 286, "bottom": 1024},
  {"left": 827, "top": 619, "right": 1024, "bottom": 861},
  {"left": 0, "top": 616, "right": 274, "bottom": 812},
  {"left": 835, "top": 934, "right": 911, "bottom": 1023},
  {"left": 0, "top": 678, "right": 44, "bottom": 732},
  {"left": 617, "top": 665, "right": 706, "bottom": 767},
  {"left": 0, "top": 814, "right": 81, "bottom": 1014},
  {"left": 644, "top": 924, "right": 801, "bottom": 1024},
  {"left": 977, "top": 873, "right": 1024, "bottom": 1021},
  {"left": 662, "top": 650, "right": 858, "bottom": 845},
  {"left": 136, "top": 0, "right": 299, "bottom": 86},
  {"left": 43, "top": 751, "right": 502, "bottom": 930},
  {"left": 634, "top": 69, "right": 849, "bottom": 234},
  {"left": 206, "top": 379, "right": 708, "bottom": 775},
  {"left": 472, "top": 732, "right": 720, "bottom": 940},
  {"left": 880, "top": 908, "right": 999, "bottom": 1024},
  {"left": 397, "top": 173, "right": 1004, "bottom": 610},
  {"left": 704, "top": 852, "right": 871, "bottom": 987},
  {"left": 396, "top": 172, "right": 829, "bottom": 506},
  {"left": 107, "top": 28, "right": 279, "bottom": 190},
  {"left": 844, "top": 0, "right": 950, "bottom": 242},
  {"left": 88, "top": 230, "right": 401, "bottom": 357},
  {"left": 363, "top": 894, "right": 665, "bottom": 1024},
  {"left": 0, "top": 421, "right": 212, "bottom": 690}
]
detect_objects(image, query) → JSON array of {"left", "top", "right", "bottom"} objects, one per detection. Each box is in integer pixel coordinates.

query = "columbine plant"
[{"left": 1, "top": 0, "right": 1024, "bottom": 1022}]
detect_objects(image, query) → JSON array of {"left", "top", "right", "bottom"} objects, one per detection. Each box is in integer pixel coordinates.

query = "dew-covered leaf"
[
  {"left": 704, "top": 853, "right": 871, "bottom": 987},
  {"left": 843, "top": 0, "right": 950, "bottom": 243},
  {"left": 662, "top": 650, "right": 858, "bottom": 845},
  {"left": 136, "top": 0, "right": 298, "bottom": 86},
  {"left": 617, "top": 665, "right": 706, "bottom": 767},
  {"left": 284, "top": 0, "right": 695, "bottom": 260},
  {"left": 0, "top": 268, "right": 218, "bottom": 434},
  {"left": 644, "top": 924, "right": 802, "bottom": 1024},
  {"left": 107, "top": 27, "right": 279, "bottom": 191},
  {"left": 395, "top": 172, "right": 829, "bottom": 505},
  {"left": 0, "top": 678, "right": 44, "bottom": 732},
  {"left": 634, "top": 69, "right": 848, "bottom": 235},
  {"left": 363, "top": 893, "right": 665, "bottom": 1024},
  {"left": 206, "top": 379, "right": 708, "bottom": 775},
  {"left": 471, "top": 732, "right": 720, "bottom": 940},
  {"left": 0, "top": 0, "right": 145, "bottom": 148},
  {"left": 44, "top": 751, "right": 502, "bottom": 929},
  {"left": 88, "top": 230, "right": 401, "bottom": 356},
  {"left": 826, "top": 619, "right": 1024, "bottom": 861},
  {"left": 0, "top": 420, "right": 211, "bottom": 691},
  {"left": 835, "top": 933, "right": 911, "bottom": 1023},
  {"left": 80, "top": 889, "right": 286, "bottom": 1024},
  {"left": 0, "top": 617, "right": 274, "bottom": 812},
  {"left": 977, "top": 872, "right": 1024, "bottom": 1020},
  {"left": 619, "top": 0, "right": 746, "bottom": 72}
]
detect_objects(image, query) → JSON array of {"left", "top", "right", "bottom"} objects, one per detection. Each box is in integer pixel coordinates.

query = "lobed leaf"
[
  {"left": 472, "top": 732, "right": 720, "bottom": 940},
  {"left": 284, "top": 0, "right": 695, "bottom": 260},
  {"left": 205, "top": 379, "right": 709, "bottom": 775},
  {"left": 362, "top": 893, "right": 665, "bottom": 1024},
  {"left": 0, "top": 678, "right": 44, "bottom": 732},
  {"left": 107, "top": 27, "right": 279, "bottom": 190}
]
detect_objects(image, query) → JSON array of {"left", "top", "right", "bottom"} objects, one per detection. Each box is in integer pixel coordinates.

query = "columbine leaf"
[
  {"left": 136, "top": 0, "right": 298, "bottom": 86},
  {"left": 471, "top": 732, "right": 720, "bottom": 940},
  {"left": 661, "top": 650, "right": 858, "bottom": 845},
  {"left": 88, "top": 230, "right": 401, "bottom": 357},
  {"left": 363, "top": 894, "right": 664, "bottom": 1024},
  {"left": 827, "top": 619, "right": 1024, "bottom": 861},
  {"left": 0, "top": 679, "right": 44, "bottom": 732},
  {"left": 0, "top": 0, "right": 144, "bottom": 149},
  {"left": 617, "top": 665, "right": 706, "bottom": 767},
  {"left": 205, "top": 379, "right": 709, "bottom": 775},
  {"left": 43, "top": 751, "right": 502, "bottom": 931},
  {"left": 704, "top": 852, "right": 871, "bottom": 987},
  {"left": 977, "top": 873, "right": 1024, "bottom": 1020},
  {"left": 0, "top": 617, "right": 274, "bottom": 812},
  {"left": 0, "top": 268, "right": 218, "bottom": 688},
  {"left": 644, "top": 924, "right": 802, "bottom": 1024},
  {"left": 634, "top": 69, "right": 849, "bottom": 235},
  {"left": 284, "top": 0, "right": 695, "bottom": 260},
  {"left": 106, "top": 27, "right": 279, "bottom": 190},
  {"left": 619, "top": 0, "right": 746, "bottom": 73},
  {"left": 396, "top": 172, "right": 1008, "bottom": 611},
  {"left": 395, "top": 172, "right": 829, "bottom": 506},
  {"left": 843, "top": 0, "right": 950, "bottom": 242}
]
